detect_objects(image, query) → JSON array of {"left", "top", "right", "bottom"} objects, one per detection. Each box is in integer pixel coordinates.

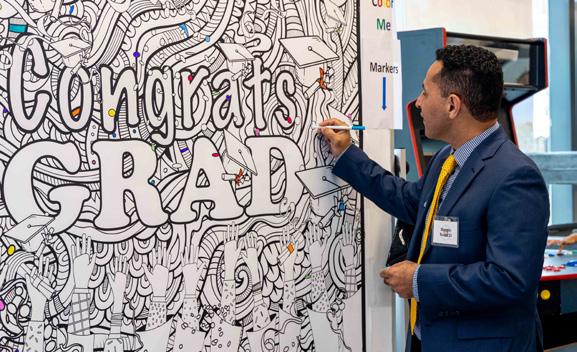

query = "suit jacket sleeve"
[
  {"left": 332, "top": 145, "right": 427, "bottom": 225},
  {"left": 417, "top": 165, "right": 549, "bottom": 312}
]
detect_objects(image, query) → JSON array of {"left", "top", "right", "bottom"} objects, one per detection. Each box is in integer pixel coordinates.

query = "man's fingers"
[
  {"left": 318, "top": 118, "right": 347, "bottom": 127},
  {"left": 317, "top": 118, "right": 349, "bottom": 140},
  {"left": 318, "top": 119, "right": 336, "bottom": 127},
  {"left": 319, "top": 127, "right": 338, "bottom": 140},
  {"left": 380, "top": 267, "right": 400, "bottom": 287},
  {"left": 379, "top": 268, "right": 389, "bottom": 279}
]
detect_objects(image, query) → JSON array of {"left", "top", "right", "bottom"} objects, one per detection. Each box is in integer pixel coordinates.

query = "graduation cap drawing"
[
  {"left": 219, "top": 43, "right": 255, "bottom": 63},
  {"left": 279, "top": 36, "right": 339, "bottom": 69},
  {"left": 295, "top": 166, "right": 350, "bottom": 199},
  {"left": 218, "top": 43, "right": 254, "bottom": 76},
  {"left": 4, "top": 214, "right": 55, "bottom": 254},
  {"left": 50, "top": 37, "right": 91, "bottom": 69},
  {"left": 222, "top": 131, "right": 258, "bottom": 178},
  {"left": 4, "top": 214, "right": 54, "bottom": 243}
]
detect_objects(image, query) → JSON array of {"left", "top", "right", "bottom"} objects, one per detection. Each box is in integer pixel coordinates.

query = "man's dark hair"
[{"left": 434, "top": 45, "right": 503, "bottom": 121}]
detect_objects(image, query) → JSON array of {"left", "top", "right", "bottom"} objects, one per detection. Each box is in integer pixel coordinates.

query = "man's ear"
[{"left": 447, "top": 94, "right": 462, "bottom": 120}]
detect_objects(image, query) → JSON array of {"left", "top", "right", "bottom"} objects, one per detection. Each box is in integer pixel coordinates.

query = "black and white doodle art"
[{"left": 0, "top": 0, "right": 363, "bottom": 351}]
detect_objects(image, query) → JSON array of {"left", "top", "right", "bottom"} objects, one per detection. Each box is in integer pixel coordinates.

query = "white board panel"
[{"left": 0, "top": 1, "right": 391, "bottom": 352}]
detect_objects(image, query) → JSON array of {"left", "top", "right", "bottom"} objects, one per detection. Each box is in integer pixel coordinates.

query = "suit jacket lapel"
[
  {"left": 406, "top": 148, "right": 451, "bottom": 261},
  {"left": 419, "top": 128, "right": 510, "bottom": 261},
  {"left": 438, "top": 128, "right": 509, "bottom": 216},
  {"left": 407, "top": 185, "right": 436, "bottom": 261},
  {"left": 437, "top": 157, "right": 485, "bottom": 216}
]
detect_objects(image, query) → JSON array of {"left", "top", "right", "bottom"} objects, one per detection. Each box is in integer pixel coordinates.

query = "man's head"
[{"left": 415, "top": 45, "right": 503, "bottom": 146}]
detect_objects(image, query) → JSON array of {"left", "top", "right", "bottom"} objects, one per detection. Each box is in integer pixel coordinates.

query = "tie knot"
[{"left": 442, "top": 154, "right": 457, "bottom": 174}]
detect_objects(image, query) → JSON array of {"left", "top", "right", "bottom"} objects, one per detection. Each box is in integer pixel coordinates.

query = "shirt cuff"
[
  {"left": 334, "top": 143, "right": 353, "bottom": 165},
  {"left": 412, "top": 264, "right": 420, "bottom": 301}
]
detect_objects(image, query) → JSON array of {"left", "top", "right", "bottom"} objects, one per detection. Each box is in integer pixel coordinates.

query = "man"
[{"left": 318, "top": 45, "right": 549, "bottom": 352}]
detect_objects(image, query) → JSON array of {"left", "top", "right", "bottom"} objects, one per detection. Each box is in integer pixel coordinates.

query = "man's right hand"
[{"left": 317, "top": 118, "right": 352, "bottom": 157}]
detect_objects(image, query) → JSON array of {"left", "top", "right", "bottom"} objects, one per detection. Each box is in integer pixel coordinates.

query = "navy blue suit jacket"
[{"left": 333, "top": 128, "right": 549, "bottom": 352}]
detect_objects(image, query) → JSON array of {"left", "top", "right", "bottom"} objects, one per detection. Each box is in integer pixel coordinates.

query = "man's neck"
[{"left": 449, "top": 119, "right": 498, "bottom": 150}]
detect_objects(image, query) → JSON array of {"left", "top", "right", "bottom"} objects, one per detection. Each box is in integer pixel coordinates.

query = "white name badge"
[{"left": 432, "top": 216, "right": 459, "bottom": 248}]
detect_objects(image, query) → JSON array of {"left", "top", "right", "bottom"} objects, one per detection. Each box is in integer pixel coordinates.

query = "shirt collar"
[{"left": 451, "top": 122, "right": 500, "bottom": 168}]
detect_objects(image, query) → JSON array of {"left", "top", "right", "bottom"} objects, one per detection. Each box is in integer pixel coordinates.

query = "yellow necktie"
[{"left": 410, "top": 154, "right": 457, "bottom": 334}]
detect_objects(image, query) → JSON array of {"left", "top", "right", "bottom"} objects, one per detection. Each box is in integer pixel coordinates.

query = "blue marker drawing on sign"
[
  {"left": 179, "top": 24, "right": 189, "bottom": 37},
  {"left": 382, "top": 76, "right": 387, "bottom": 111}
]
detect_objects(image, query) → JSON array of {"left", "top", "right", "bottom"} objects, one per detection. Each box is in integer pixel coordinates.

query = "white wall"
[
  {"left": 397, "top": 0, "right": 534, "bottom": 38},
  {"left": 364, "top": 131, "right": 395, "bottom": 352}
]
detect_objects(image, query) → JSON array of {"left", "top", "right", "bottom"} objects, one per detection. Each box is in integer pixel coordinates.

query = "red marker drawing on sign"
[{"left": 235, "top": 169, "right": 243, "bottom": 186}]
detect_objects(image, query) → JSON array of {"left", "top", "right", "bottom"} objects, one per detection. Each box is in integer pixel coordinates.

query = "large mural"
[{"left": 0, "top": 0, "right": 362, "bottom": 351}]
